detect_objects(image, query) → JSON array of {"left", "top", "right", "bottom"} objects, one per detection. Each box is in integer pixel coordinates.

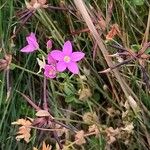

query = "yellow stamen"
[
  {"left": 64, "top": 56, "right": 71, "bottom": 63},
  {"left": 49, "top": 70, "right": 55, "bottom": 75}
]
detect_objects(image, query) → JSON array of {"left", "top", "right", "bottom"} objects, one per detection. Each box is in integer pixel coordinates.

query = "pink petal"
[
  {"left": 33, "top": 42, "right": 39, "bottom": 49},
  {"left": 20, "top": 44, "right": 36, "bottom": 53},
  {"left": 56, "top": 61, "right": 67, "bottom": 72},
  {"left": 26, "top": 33, "right": 36, "bottom": 45},
  {"left": 26, "top": 32, "right": 39, "bottom": 49},
  {"left": 44, "top": 64, "right": 56, "bottom": 78},
  {"left": 62, "top": 41, "right": 72, "bottom": 55},
  {"left": 71, "top": 52, "right": 85, "bottom": 61},
  {"left": 47, "top": 53, "right": 56, "bottom": 65},
  {"left": 67, "top": 62, "right": 79, "bottom": 74},
  {"left": 46, "top": 40, "right": 52, "bottom": 49},
  {"left": 51, "top": 50, "right": 63, "bottom": 61}
]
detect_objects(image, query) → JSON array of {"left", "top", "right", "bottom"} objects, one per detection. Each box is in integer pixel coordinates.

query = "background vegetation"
[{"left": 0, "top": 0, "right": 150, "bottom": 149}]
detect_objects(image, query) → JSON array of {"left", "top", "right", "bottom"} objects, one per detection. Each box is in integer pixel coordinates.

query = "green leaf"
[
  {"left": 65, "top": 95, "right": 76, "bottom": 103},
  {"left": 9, "top": 63, "right": 16, "bottom": 70},
  {"left": 93, "top": 92, "right": 101, "bottom": 102},
  {"left": 145, "top": 48, "right": 150, "bottom": 54},
  {"left": 131, "top": 44, "right": 141, "bottom": 52},
  {"left": 63, "top": 82, "right": 76, "bottom": 96},
  {"left": 57, "top": 73, "right": 68, "bottom": 79},
  {"left": 37, "top": 54, "right": 43, "bottom": 59},
  {"left": 132, "top": 0, "right": 144, "bottom": 5}
]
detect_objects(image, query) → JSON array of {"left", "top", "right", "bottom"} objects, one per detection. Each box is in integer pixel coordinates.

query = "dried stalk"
[{"left": 73, "top": 0, "right": 134, "bottom": 99}]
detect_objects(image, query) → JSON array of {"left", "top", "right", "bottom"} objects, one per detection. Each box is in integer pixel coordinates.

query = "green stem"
[{"left": 10, "top": 63, "right": 43, "bottom": 78}]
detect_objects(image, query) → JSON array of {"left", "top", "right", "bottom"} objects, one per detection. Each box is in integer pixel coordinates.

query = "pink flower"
[
  {"left": 50, "top": 41, "right": 85, "bottom": 74},
  {"left": 46, "top": 40, "right": 52, "bottom": 49},
  {"left": 44, "top": 52, "right": 57, "bottom": 79},
  {"left": 20, "top": 32, "right": 39, "bottom": 52},
  {"left": 44, "top": 64, "right": 56, "bottom": 78}
]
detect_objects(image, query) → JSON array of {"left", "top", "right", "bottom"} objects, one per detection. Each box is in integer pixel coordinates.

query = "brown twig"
[
  {"left": 18, "top": 9, "right": 34, "bottom": 21},
  {"left": 47, "top": 5, "right": 69, "bottom": 11},
  {"left": 99, "top": 57, "right": 134, "bottom": 73},
  {"left": 43, "top": 77, "right": 48, "bottom": 110},
  {"left": 16, "top": 90, "right": 41, "bottom": 111},
  {"left": 73, "top": 0, "right": 131, "bottom": 98}
]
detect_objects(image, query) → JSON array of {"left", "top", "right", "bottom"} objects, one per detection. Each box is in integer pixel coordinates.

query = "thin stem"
[
  {"left": 47, "top": 5, "right": 69, "bottom": 11},
  {"left": 142, "top": 8, "right": 150, "bottom": 44},
  {"left": 6, "top": 69, "right": 12, "bottom": 101},
  {"left": 51, "top": 122, "right": 63, "bottom": 149},
  {"left": 54, "top": 120, "right": 77, "bottom": 133},
  {"left": 16, "top": 9, "right": 29, "bottom": 16},
  {"left": 43, "top": 77, "right": 48, "bottom": 110},
  {"left": 14, "top": 10, "right": 35, "bottom": 36},
  {"left": 29, "top": 125, "right": 65, "bottom": 131},
  {"left": 16, "top": 90, "right": 41, "bottom": 111},
  {"left": 19, "top": 9, "right": 33, "bottom": 21},
  {"left": 10, "top": 63, "right": 43, "bottom": 78}
]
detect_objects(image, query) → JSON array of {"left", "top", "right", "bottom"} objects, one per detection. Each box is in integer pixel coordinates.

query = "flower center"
[
  {"left": 49, "top": 69, "right": 55, "bottom": 75},
  {"left": 64, "top": 56, "right": 71, "bottom": 63}
]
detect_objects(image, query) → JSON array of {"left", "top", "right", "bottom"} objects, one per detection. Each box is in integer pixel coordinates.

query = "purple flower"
[
  {"left": 44, "top": 64, "right": 56, "bottom": 78},
  {"left": 20, "top": 32, "right": 39, "bottom": 52},
  {"left": 50, "top": 41, "right": 85, "bottom": 74}
]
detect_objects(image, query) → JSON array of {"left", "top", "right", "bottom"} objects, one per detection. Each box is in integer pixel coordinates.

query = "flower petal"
[
  {"left": 51, "top": 50, "right": 64, "bottom": 61},
  {"left": 71, "top": 52, "right": 85, "bottom": 61},
  {"left": 56, "top": 61, "right": 67, "bottom": 72},
  {"left": 62, "top": 41, "right": 72, "bottom": 55},
  {"left": 26, "top": 32, "right": 39, "bottom": 49},
  {"left": 47, "top": 53, "right": 56, "bottom": 65},
  {"left": 20, "top": 44, "right": 37, "bottom": 53},
  {"left": 26, "top": 33, "right": 36, "bottom": 44},
  {"left": 67, "top": 62, "right": 79, "bottom": 74}
]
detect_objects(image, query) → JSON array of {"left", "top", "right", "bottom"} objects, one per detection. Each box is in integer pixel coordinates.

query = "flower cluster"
[{"left": 20, "top": 33, "right": 85, "bottom": 78}]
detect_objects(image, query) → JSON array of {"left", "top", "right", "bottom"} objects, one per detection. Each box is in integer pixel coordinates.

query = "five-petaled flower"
[
  {"left": 50, "top": 41, "right": 85, "bottom": 74},
  {"left": 44, "top": 64, "right": 56, "bottom": 78},
  {"left": 20, "top": 32, "right": 39, "bottom": 53}
]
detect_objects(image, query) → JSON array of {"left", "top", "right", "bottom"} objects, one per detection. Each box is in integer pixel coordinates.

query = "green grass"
[{"left": 0, "top": 0, "right": 150, "bottom": 149}]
